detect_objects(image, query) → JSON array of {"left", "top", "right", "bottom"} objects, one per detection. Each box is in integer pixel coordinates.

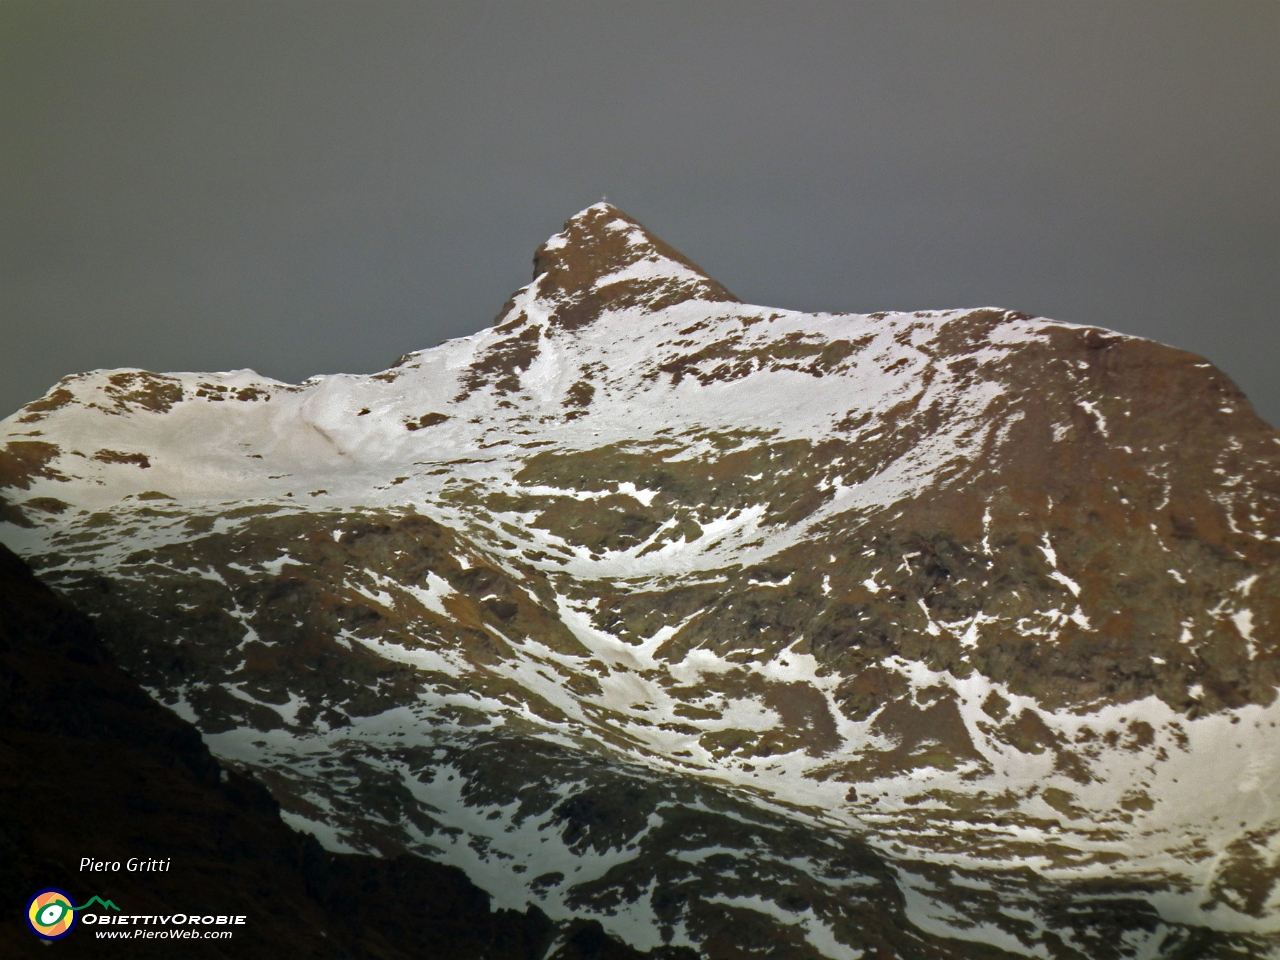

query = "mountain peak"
[
  {"left": 524, "top": 204, "right": 738, "bottom": 331},
  {"left": 7, "top": 205, "right": 1280, "bottom": 957}
]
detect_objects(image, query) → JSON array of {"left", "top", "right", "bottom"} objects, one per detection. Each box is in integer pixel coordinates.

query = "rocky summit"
[{"left": 3, "top": 203, "right": 1279, "bottom": 959}]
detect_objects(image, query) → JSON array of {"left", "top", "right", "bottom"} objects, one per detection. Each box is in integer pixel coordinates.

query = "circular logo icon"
[{"left": 27, "top": 889, "right": 77, "bottom": 940}]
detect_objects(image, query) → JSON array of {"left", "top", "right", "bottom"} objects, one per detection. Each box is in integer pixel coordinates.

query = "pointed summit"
[{"left": 528, "top": 204, "right": 738, "bottom": 331}]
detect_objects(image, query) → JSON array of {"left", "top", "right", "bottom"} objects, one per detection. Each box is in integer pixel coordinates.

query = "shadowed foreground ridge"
[{"left": 2, "top": 204, "right": 1279, "bottom": 957}]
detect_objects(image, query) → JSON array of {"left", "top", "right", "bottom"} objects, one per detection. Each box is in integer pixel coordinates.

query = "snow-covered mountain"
[{"left": 3, "top": 204, "right": 1278, "bottom": 958}]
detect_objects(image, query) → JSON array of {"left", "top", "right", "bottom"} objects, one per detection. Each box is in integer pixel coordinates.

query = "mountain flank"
[{"left": 0, "top": 539, "right": 692, "bottom": 959}]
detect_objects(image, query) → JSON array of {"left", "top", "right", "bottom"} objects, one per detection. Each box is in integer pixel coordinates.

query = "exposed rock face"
[{"left": 3, "top": 204, "right": 1279, "bottom": 957}]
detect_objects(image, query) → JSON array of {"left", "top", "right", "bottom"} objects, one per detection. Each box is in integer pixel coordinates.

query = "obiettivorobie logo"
[
  {"left": 26, "top": 890, "right": 247, "bottom": 942},
  {"left": 25, "top": 890, "right": 119, "bottom": 941}
]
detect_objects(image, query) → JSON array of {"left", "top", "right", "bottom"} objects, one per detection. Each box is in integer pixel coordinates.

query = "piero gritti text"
[{"left": 80, "top": 857, "right": 172, "bottom": 873}]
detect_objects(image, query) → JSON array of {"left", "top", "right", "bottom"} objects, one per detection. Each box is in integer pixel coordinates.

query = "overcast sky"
[{"left": 2, "top": 1, "right": 1277, "bottom": 425}]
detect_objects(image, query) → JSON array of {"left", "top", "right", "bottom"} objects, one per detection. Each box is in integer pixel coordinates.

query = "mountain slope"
[
  {"left": 3, "top": 203, "right": 1278, "bottom": 958},
  {"left": 1, "top": 538, "right": 653, "bottom": 960}
]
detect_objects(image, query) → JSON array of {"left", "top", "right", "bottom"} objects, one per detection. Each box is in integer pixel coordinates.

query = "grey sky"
[{"left": 2, "top": 1, "right": 1277, "bottom": 425}]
